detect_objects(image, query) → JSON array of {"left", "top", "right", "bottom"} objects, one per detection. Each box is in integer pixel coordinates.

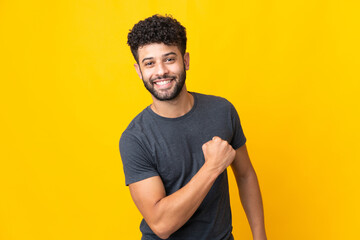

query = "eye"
[
  {"left": 165, "top": 57, "right": 175, "bottom": 63},
  {"left": 144, "top": 61, "right": 154, "bottom": 67}
]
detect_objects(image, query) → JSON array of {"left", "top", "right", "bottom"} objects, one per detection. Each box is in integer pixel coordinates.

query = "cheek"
[
  {"left": 140, "top": 70, "right": 151, "bottom": 80},
  {"left": 171, "top": 65, "right": 183, "bottom": 74}
]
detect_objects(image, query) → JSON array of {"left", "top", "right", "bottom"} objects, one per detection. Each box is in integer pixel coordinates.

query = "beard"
[{"left": 142, "top": 66, "right": 186, "bottom": 101}]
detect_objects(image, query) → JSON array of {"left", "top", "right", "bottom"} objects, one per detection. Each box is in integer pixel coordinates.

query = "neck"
[{"left": 150, "top": 85, "right": 194, "bottom": 118}]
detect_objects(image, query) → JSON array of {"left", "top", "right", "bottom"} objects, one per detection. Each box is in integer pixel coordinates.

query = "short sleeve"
[
  {"left": 119, "top": 133, "right": 159, "bottom": 186},
  {"left": 229, "top": 104, "right": 247, "bottom": 150}
]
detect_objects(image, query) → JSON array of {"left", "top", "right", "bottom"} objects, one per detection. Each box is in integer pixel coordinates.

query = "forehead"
[{"left": 137, "top": 43, "right": 181, "bottom": 61}]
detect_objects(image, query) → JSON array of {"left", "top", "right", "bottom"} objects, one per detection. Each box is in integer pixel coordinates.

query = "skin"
[
  {"left": 131, "top": 43, "right": 267, "bottom": 239},
  {"left": 134, "top": 43, "right": 192, "bottom": 118}
]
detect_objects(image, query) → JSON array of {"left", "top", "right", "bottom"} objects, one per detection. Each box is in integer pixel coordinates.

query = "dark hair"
[{"left": 127, "top": 14, "right": 187, "bottom": 63}]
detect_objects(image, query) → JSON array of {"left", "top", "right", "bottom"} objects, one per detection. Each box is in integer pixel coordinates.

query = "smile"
[{"left": 154, "top": 80, "right": 172, "bottom": 85}]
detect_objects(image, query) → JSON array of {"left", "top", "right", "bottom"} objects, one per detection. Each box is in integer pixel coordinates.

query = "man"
[{"left": 120, "top": 14, "right": 267, "bottom": 240}]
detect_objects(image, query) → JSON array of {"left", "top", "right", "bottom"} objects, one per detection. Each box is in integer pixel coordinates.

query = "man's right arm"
[{"left": 128, "top": 136, "right": 235, "bottom": 239}]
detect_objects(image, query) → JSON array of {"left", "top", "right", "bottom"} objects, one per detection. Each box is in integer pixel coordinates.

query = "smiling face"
[{"left": 134, "top": 43, "right": 189, "bottom": 101}]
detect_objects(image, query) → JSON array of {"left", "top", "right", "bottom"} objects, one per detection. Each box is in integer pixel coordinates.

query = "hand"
[{"left": 202, "top": 136, "right": 236, "bottom": 175}]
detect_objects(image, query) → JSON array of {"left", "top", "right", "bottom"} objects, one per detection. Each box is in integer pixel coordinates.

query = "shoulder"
[
  {"left": 192, "top": 92, "right": 235, "bottom": 112},
  {"left": 120, "top": 107, "right": 152, "bottom": 145},
  {"left": 193, "top": 92, "right": 230, "bottom": 103}
]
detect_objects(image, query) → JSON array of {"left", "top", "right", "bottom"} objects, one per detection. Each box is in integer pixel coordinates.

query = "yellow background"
[{"left": 1, "top": 0, "right": 359, "bottom": 239}]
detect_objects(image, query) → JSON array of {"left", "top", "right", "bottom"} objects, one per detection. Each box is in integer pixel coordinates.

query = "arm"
[
  {"left": 231, "top": 144, "right": 267, "bottom": 240},
  {"left": 129, "top": 136, "right": 235, "bottom": 239}
]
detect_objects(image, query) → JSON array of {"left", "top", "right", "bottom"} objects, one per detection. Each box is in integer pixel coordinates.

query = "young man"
[{"left": 120, "top": 15, "right": 267, "bottom": 240}]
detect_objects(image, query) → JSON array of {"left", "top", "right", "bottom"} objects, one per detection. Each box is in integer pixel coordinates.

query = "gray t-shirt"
[{"left": 120, "top": 92, "right": 246, "bottom": 240}]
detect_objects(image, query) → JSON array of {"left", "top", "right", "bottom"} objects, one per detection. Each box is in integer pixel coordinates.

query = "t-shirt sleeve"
[
  {"left": 119, "top": 132, "right": 159, "bottom": 186},
  {"left": 229, "top": 103, "right": 247, "bottom": 150}
]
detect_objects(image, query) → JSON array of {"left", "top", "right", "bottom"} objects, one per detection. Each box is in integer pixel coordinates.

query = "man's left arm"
[{"left": 231, "top": 143, "right": 267, "bottom": 240}]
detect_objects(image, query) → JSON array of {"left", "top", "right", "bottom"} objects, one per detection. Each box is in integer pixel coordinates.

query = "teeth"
[{"left": 155, "top": 80, "right": 171, "bottom": 85}]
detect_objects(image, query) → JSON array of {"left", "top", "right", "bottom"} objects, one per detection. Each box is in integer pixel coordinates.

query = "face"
[{"left": 134, "top": 43, "right": 189, "bottom": 101}]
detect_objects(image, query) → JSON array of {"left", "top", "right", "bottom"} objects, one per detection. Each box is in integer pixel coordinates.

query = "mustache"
[{"left": 150, "top": 75, "right": 176, "bottom": 84}]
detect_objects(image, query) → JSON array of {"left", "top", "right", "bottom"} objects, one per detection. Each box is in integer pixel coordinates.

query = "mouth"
[
  {"left": 154, "top": 79, "right": 172, "bottom": 86},
  {"left": 152, "top": 77, "right": 175, "bottom": 89}
]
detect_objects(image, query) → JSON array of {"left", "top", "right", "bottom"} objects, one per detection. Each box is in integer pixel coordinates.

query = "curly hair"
[{"left": 127, "top": 14, "right": 187, "bottom": 63}]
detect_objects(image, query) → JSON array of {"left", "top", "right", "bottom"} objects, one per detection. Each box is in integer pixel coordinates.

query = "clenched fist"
[{"left": 202, "top": 136, "right": 236, "bottom": 175}]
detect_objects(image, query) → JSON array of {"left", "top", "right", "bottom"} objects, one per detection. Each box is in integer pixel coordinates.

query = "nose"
[{"left": 155, "top": 62, "right": 169, "bottom": 77}]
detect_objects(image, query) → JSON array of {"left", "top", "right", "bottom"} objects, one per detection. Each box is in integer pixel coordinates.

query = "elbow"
[
  {"left": 152, "top": 228, "right": 171, "bottom": 239},
  {"left": 156, "top": 232, "right": 171, "bottom": 240},
  {"left": 146, "top": 203, "right": 179, "bottom": 239},
  {"left": 150, "top": 222, "right": 175, "bottom": 239},
  {"left": 241, "top": 166, "right": 257, "bottom": 180},
  {"left": 237, "top": 168, "right": 258, "bottom": 186}
]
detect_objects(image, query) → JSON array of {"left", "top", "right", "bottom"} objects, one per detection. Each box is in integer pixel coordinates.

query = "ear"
[
  {"left": 183, "top": 52, "right": 190, "bottom": 70},
  {"left": 134, "top": 63, "right": 142, "bottom": 79}
]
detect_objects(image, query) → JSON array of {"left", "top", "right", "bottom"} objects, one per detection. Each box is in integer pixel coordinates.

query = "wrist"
[{"left": 201, "top": 161, "right": 222, "bottom": 180}]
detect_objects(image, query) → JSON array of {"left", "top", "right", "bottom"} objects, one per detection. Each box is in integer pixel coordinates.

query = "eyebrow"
[
  {"left": 141, "top": 57, "right": 153, "bottom": 63},
  {"left": 163, "top": 52, "right": 177, "bottom": 57},
  {"left": 141, "top": 52, "right": 177, "bottom": 63}
]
